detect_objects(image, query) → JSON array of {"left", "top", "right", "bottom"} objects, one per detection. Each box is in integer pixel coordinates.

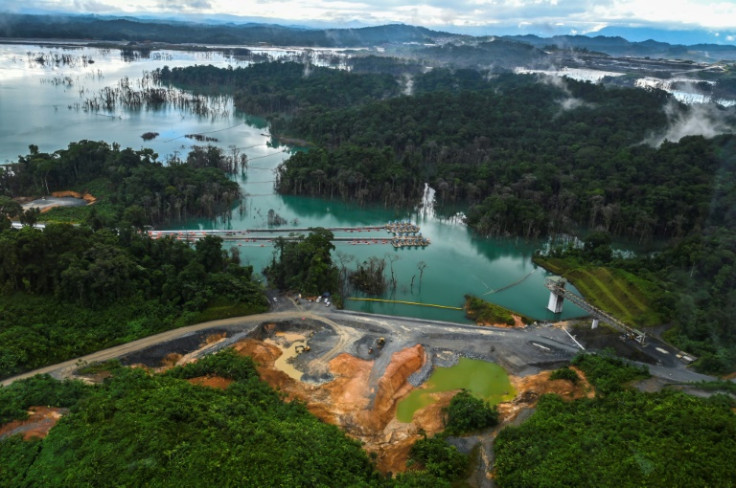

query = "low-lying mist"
[{"left": 644, "top": 101, "right": 735, "bottom": 147}]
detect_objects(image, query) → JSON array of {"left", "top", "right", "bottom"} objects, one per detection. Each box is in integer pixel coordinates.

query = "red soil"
[
  {"left": 232, "top": 338, "right": 439, "bottom": 474},
  {"left": 0, "top": 406, "right": 67, "bottom": 441}
]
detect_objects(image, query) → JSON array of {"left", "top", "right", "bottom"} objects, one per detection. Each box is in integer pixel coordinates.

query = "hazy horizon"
[{"left": 2, "top": 0, "right": 735, "bottom": 45}]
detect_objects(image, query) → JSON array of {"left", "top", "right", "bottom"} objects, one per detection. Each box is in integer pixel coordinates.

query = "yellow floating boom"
[{"left": 346, "top": 297, "right": 463, "bottom": 310}]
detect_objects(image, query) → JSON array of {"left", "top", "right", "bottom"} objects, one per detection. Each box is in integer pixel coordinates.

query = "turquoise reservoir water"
[{"left": 1, "top": 43, "right": 586, "bottom": 323}]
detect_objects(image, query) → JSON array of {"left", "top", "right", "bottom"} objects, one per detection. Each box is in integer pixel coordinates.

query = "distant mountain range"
[
  {"left": 501, "top": 34, "right": 736, "bottom": 61},
  {"left": 1, "top": 13, "right": 735, "bottom": 62},
  {"left": 0, "top": 14, "right": 446, "bottom": 47}
]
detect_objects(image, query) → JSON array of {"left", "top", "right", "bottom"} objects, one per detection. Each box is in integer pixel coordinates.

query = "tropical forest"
[{"left": 1, "top": 10, "right": 735, "bottom": 488}]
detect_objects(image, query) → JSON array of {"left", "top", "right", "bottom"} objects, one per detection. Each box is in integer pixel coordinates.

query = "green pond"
[{"left": 396, "top": 358, "right": 515, "bottom": 423}]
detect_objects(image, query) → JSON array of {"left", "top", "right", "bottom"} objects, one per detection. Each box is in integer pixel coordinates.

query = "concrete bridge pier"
[
  {"left": 546, "top": 277, "right": 566, "bottom": 314},
  {"left": 591, "top": 318, "right": 599, "bottom": 329}
]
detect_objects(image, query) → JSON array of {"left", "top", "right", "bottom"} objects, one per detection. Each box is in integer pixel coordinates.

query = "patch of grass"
[
  {"left": 533, "top": 256, "right": 568, "bottom": 275},
  {"left": 75, "top": 360, "right": 122, "bottom": 375},
  {"left": 464, "top": 295, "right": 529, "bottom": 326}
]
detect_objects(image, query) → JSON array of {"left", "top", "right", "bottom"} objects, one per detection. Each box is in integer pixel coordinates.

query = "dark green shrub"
[{"left": 444, "top": 389, "right": 498, "bottom": 435}]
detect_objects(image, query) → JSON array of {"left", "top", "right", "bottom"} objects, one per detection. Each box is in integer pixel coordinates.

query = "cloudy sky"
[{"left": 5, "top": 0, "right": 736, "bottom": 37}]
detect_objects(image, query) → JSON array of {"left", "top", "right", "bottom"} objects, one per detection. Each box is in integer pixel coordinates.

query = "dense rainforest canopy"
[
  {"left": 160, "top": 61, "right": 736, "bottom": 372},
  {"left": 0, "top": 223, "right": 268, "bottom": 379},
  {"left": 155, "top": 61, "right": 401, "bottom": 117},
  {"left": 273, "top": 74, "right": 727, "bottom": 242},
  {"left": 263, "top": 228, "right": 341, "bottom": 296},
  {"left": 0, "top": 142, "right": 268, "bottom": 379},
  {"left": 495, "top": 354, "right": 736, "bottom": 487}
]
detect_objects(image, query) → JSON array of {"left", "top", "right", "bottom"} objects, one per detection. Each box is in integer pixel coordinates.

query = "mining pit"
[
  {"left": 108, "top": 314, "right": 589, "bottom": 478},
  {"left": 8, "top": 306, "right": 701, "bottom": 485}
]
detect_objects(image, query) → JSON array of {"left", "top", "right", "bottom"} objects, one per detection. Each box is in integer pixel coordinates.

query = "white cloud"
[
  {"left": 589, "top": 0, "right": 736, "bottom": 30},
  {"left": 5, "top": 0, "right": 736, "bottom": 32}
]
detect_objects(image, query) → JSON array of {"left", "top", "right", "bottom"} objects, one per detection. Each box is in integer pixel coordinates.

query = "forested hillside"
[
  {"left": 159, "top": 62, "right": 736, "bottom": 373},
  {"left": 0, "top": 351, "right": 384, "bottom": 487},
  {"left": 0, "top": 14, "right": 445, "bottom": 47},
  {"left": 495, "top": 354, "right": 736, "bottom": 486},
  {"left": 0, "top": 142, "right": 268, "bottom": 378}
]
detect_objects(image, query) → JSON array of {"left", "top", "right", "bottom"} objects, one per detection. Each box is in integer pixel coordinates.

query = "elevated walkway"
[{"left": 545, "top": 277, "right": 647, "bottom": 344}]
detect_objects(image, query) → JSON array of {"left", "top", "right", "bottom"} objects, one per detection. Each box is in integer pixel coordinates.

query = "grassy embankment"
[
  {"left": 533, "top": 256, "right": 664, "bottom": 328},
  {"left": 464, "top": 294, "right": 532, "bottom": 326}
]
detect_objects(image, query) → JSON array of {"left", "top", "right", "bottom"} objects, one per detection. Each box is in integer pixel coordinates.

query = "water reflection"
[{"left": 1, "top": 42, "right": 586, "bottom": 323}]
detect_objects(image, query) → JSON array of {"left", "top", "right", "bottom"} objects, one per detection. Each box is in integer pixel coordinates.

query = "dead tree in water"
[
  {"left": 417, "top": 261, "right": 428, "bottom": 291},
  {"left": 336, "top": 251, "right": 355, "bottom": 299},
  {"left": 386, "top": 253, "right": 399, "bottom": 291},
  {"left": 349, "top": 257, "right": 387, "bottom": 295}
]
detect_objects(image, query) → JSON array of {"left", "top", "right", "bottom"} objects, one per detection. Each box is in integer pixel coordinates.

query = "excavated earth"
[
  {"left": 0, "top": 407, "right": 68, "bottom": 441},
  {"left": 220, "top": 320, "right": 593, "bottom": 475},
  {"left": 109, "top": 315, "right": 596, "bottom": 477},
  {"left": 232, "top": 337, "right": 449, "bottom": 473},
  {"left": 1, "top": 309, "right": 611, "bottom": 482}
]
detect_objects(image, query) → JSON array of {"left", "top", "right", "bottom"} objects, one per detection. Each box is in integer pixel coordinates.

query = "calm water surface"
[
  {"left": 1, "top": 43, "right": 586, "bottom": 322},
  {"left": 396, "top": 358, "right": 516, "bottom": 423}
]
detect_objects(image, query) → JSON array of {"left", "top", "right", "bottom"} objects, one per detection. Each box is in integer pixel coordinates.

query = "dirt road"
[
  {"left": 1, "top": 311, "right": 305, "bottom": 386},
  {"left": 2, "top": 304, "right": 714, "bottom": 387}
]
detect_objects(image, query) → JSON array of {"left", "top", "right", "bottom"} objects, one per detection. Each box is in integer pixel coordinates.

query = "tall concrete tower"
[{"left": 546, "top": 277, "right": 566, "bottom": 314}]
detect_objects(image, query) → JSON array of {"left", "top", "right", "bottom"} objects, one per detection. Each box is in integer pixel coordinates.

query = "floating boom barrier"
[{"left": 346, "top": 297, "right": 462, "bottom": 310}]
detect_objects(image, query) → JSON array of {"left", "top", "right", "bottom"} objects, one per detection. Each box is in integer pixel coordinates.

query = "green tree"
[
  {"left": 444, "top": 389, "right": 499, "bottom": 435},
  {"left": 408, "top": 435, "right": 468, "bottom": 480},
  {"left": 264, "top": 227, "right": 339, "bottom": 295}
]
